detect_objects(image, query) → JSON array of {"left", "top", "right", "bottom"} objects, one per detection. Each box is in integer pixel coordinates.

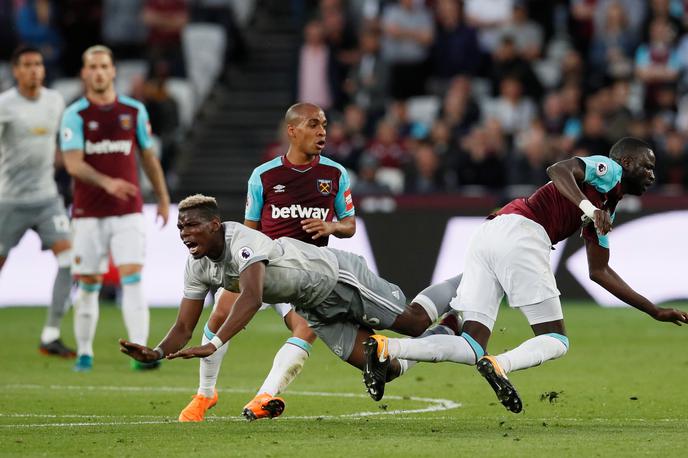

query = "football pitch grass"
[{"left": 1, "top": 302, "right": 687, "bottom": 457}]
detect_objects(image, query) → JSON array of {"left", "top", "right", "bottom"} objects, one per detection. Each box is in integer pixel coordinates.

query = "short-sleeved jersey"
[
  {"left": 59, "top": 95, "right": 154, "bottom": 218},
  {"left": 494, "top": 156, "right": 624, "bottom": 248},
  {"left": 245, "top": 155, "right": 355, "bottom": 246},
  {"left": 183, "top": 222, "right": 339, "bottom": 309},
  {"left": 0, "top": 87, "right": 64, "bottom": 203}
]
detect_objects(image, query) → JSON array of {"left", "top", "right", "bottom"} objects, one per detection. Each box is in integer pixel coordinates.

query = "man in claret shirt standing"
[{"left": 60, "top": 45, "right": 170, "bottom": 372}]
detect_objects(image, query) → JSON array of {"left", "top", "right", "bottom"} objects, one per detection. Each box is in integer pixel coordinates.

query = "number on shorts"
[{"left": 52, "top": 215, "right": 70, "bottom": 233}]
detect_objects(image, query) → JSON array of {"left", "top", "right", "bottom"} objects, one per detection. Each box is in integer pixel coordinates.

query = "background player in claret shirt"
[
  {"left": 178, "top": 103, "right": 357, "bottom": 422},
  {"left": 119, "top": 195, "right": 462, "bottom": 410},
  {"left": 0, "top": 46, "right": 74, "bottom": 357},
  {"left": 60, "top": 45, "right": 170, "bottom": 372},
  {"left": 364, "top": 137, "right": 688, "bottom": 413}
]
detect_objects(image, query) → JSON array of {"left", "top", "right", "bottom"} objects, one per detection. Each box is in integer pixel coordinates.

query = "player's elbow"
[{"left": 588, "top": 269, "right": 606, "bottom": 285}]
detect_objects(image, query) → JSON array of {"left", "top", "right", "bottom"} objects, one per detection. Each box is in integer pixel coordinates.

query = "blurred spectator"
[
  {"left": 364, "top": 118, "right": 409, "bottom": 169},
  {"left": 404, "top": 141, "right": 445, "bottom": 194},
  {"left": 343, "top": 103, "right": 370, "bottom": 151},
  {"left": 635, "top": 18, "right": 680, "bottom": 113},
  {"left": 380, "top": 0, "right": 434, "bottom": 101},
  {"left": 297, "top": 19, "right": 337, "bottom": 110},
  {"left": 484, "top": 75, "right": 537, "bottom": 137},
  {"left": 640, "top": 0, "right": 682, "bottom": 43},
  {"left": 508, "top": 122, "right": 551, "bottom": 186},
  {"left": 559, "top": 48, "right": 586, "bottom": 89},
  {"left": 323, "top": 119, "right": 362, "bottom": 171},
  {"left": 603, "top": 79, "right": 634, "bottom": 143},
  {"left": 262, "top": 120, "right": 290, "bottom": 162},
  {"left": 542, "top": 91, "right": 566, "bottom": 135},
  {"left": 593, "top": 0, "right": 647, "bottom": 40},
  {"left": 142, "top": 0, "right": 189, "bottom": 77},
  {"left": 344, "top": 26, "right": 388, "bottom": 116},
  {"left": 463, "top": 0, "right": 512, "bottom": 53},
  {"left": 440, "top": 75, "right": 481, "bottom": 142},
  {"left": 455, "top": 125, "right": 506, "bottom": 189},
  {"left": 0, "top": 0, "right": 17, "bottom": 60},
  {"left": 588, "top": 1, "right": 636, "bottom": 87},
  {"left": 429, "top": 0, "right": 481, "bottom": 87},
  {"left": 58, "top": 0, "right": 103, "bottom": 77},
  {"left": 352, "top": 154, "right": 392, "bottom": 195},
  {"left": 320, "top": 0, "right": 359, "bottom": 75},
  {"left": 102, "top": 0, "right": 146, "bottom": 60},
  {"left": 489, "top": 34, "right": 542, "bottom": 100},
  {"left": 498, "top": 1, "right": 543, "bottom": 61},
  {"left": 15, "top": 0, "right": 62, "bottom": 80},
  {"left": 655, "top": 129, "right": 688, "bottom": 192},
  {"left": 568, "top": 0, "right": 596, "bottom": 55},
  {"left": 571, "top": 110, "right": 611, "bottom": 156}
]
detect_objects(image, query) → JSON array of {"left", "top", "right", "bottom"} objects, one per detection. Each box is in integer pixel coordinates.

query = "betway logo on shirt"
[
  {"left": 85, "top": 140, "right": 132, "bottom": 155},
  {"left": 271, "top": 204, "right": 330, "bottom": 220}
]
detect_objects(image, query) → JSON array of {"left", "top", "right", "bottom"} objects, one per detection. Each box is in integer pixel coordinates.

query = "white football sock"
[
  {"left": 257, "top": 337, "right": 311, "bottom": 396},
  {"left": 396, "top": 320, "right": 457, "bottom": 375},
  {"left": 73, "top": 282, "right": 100, "bottom": 357},
  {"left": 495, "top": 334, "right": 568, "bottom": 374},
  {"left": 198, "top": 324, "right": 230, "bottom": 398},
  {"left": 121, "top": 274, "right": 149, "bottom": 346},
  {"left": 388, "top": 334, "right": 477, "bottom": 365},
  {"left": 41, "top": 326, "right": 60, "bottom": 344}
]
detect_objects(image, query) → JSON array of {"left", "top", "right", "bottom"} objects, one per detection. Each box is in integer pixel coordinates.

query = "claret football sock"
[{"left": 257, "top": 337, "right": 311, "bottom": 396}]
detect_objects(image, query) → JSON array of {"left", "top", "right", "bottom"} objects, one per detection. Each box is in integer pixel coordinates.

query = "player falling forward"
[
  {"left": 178, "top": 102, "right": 357, "bottom": 422},
  {"left": 61, "top": 45, "right": 170, "bottom": 372},
  {"left": 364, "top": 137, "right": 688, "bottom": 412},
  {"left": 119, "top": 194, "right": 462, "bottom": 413},
  {"left": 0, "top": 46, "right": 74, "bottom": 357}
]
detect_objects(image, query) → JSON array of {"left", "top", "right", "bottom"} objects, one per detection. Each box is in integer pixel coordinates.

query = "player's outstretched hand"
[
  {"left": 119, "top": 339, "right": 160, "bottom": 362},
  {"left": 593, "top": 209, "right": 613, "bottom": 235},
  {"left": 302, "top": 218, "right": 333, "bottom": 240},
  {"left": 156, "top": 201, "right": 170, "bottom": 227},
  {"left": 104, "top": 177, "right": 138, "bottom": 201},
  {"left": 652, "top": 307, "right": 688, "bottom": 326},
  {"left": 166, "top": 343, "right": 216, "bottom": 360}
]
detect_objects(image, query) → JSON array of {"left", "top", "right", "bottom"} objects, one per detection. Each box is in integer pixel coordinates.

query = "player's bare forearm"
[
  {"left": 141, "top": 149, "right": 170, "bottom": 205},
  {"left": 547, "top": 158, "right": 588, "bottom": 206},
  {"left": 214, "top": 262, "right": 265, "bottom": 343},
  {"left": 332, "top": 216, "right": 356, "bottom": 238},
  {"left": 155, "top": 297, "right": 204, "bottom": 355},
  {"left": 63, "top": 150, "right": 114, "bottom": 188}
]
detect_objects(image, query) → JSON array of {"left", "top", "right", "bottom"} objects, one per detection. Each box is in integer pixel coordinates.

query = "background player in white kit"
[
  {"left": 60, "top": 45, "right": 170, "bottom": 372},
  {"left": 0, "top": 46, "right": 75, "bottom": 358}
]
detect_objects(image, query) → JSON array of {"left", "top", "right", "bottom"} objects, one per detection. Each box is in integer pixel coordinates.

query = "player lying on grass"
[
  {"left": 362, "top": 137, "right": 688, "bottom": 414},
  {"left": 119, "top": 194, "right": 462, "bottom": 417}
]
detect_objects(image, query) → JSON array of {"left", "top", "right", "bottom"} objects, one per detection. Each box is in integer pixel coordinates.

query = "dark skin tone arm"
[
  {"left": 119, "top": 297, "right": 204, "bottom": 362},
  {"left": 586, "top": 239, "right": 688, "bottom": 325},
  {"left": 245, "top": 216, "right": 356, "bottom": 240},
  {"left": 547, "top": 158, "right": 613, "bottom": 235},
  {"left": 167, "top": 261, "right": 267, "bottom": 359}
]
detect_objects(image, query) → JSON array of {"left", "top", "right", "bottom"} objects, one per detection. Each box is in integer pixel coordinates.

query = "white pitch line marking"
[{"left": 0, "top": 384, "right": 461, "bottom": 428}]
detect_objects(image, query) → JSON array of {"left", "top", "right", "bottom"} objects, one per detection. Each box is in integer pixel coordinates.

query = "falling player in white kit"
[
  {"left": 0, "top": 46, "right": 75, "bottom": 358},
  {"left": 119, "top": 194, "right": 463, "bottom": 411}
]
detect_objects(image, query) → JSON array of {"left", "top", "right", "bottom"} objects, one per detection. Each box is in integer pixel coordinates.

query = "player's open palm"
[
  {"left": 652, "top": 307, "right": 688, "bottom": 326},
  {"left": 119, "top": 338, "right": 160, "bottom": 362},
  {"left": 167, "top": 343, "right": 216, "bottom": 360},
  {"left": 302, "top": 218, "right": 332, "bottom": 240}
]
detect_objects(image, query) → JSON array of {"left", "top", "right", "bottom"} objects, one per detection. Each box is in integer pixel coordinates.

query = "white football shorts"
[
  {"left": 451, "top": 214, "right": 562, "bottom": 330},
  {"left": 71, "top": 213, "right": 146, "bottom": 274}
]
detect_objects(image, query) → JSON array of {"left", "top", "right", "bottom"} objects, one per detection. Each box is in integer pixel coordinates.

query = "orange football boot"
[
  {"left": 241, "top": 393, "right": 285, "bottom": 421},
  {"left": 178, "top": 389, "right": 218, "bottom": 422}
]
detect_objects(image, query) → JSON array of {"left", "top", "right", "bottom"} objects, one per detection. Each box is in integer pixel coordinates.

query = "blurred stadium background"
[{"left": 0, "top": 0, "right": 686, "bottom": 305}]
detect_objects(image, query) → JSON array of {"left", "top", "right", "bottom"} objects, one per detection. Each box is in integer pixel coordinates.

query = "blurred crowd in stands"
[
  {"left": 276, "top": 0, "right": 688, "bottom": 197},
  {"left": 1, "top": 0, "right": 688, "bottom": 199}
]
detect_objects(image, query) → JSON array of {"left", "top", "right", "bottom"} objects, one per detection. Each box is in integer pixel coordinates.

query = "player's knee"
[
  {"left": 398, "top": 303, "right": 433, "bottom": 337},
  {"left": 291, "top": 323, "right": 316, "bottom": 343}
]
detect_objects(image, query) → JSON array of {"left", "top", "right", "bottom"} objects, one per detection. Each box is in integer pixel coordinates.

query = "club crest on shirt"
[
  {"left": 119, "top": 114, "right": 133, "bottom": 130},
  {"left": 596, "top": 162, "right": 608, "bottom": 176},
  {"left": 317, "top": 179, "right": 332, "bottom": 196}
]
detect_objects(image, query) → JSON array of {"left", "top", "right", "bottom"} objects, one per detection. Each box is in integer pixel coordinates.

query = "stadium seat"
[
  {"left": 182, "top": 23, "right": 226, "bottom": 102},
  {"left": 376, "top": 167, "right": 405, "bottom": 194},
  {"left": 406, "top": 95, "right": 441, "bottom": 127},
  {"left": 51, "top": 78, "right": 83, "bottom": 104},
  {"left": 115, "top": 60, "right": 149, "bottom": 96},
  {"left": 228, "top": 0, "right": 257, "bottom": 27},
  {"left": 166, "top": 78, "right": 196, "bottom": 131}
]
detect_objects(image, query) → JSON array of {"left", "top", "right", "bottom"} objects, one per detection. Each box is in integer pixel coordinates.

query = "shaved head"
[{"left": 285, "top": 103, "right": 323, "bottom": 126}]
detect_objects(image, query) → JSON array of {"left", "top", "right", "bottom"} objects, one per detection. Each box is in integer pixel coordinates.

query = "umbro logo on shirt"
[
  {"left": 87, "top": 121, "right": 99, "bottom": 131},
  {"left": 273, "top": 184, "right": 286, "bottom": 193}
]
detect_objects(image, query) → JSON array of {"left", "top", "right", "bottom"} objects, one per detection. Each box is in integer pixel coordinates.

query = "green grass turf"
[{"left": 1, "top": 302, "right": 687, "bottom": 457}]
